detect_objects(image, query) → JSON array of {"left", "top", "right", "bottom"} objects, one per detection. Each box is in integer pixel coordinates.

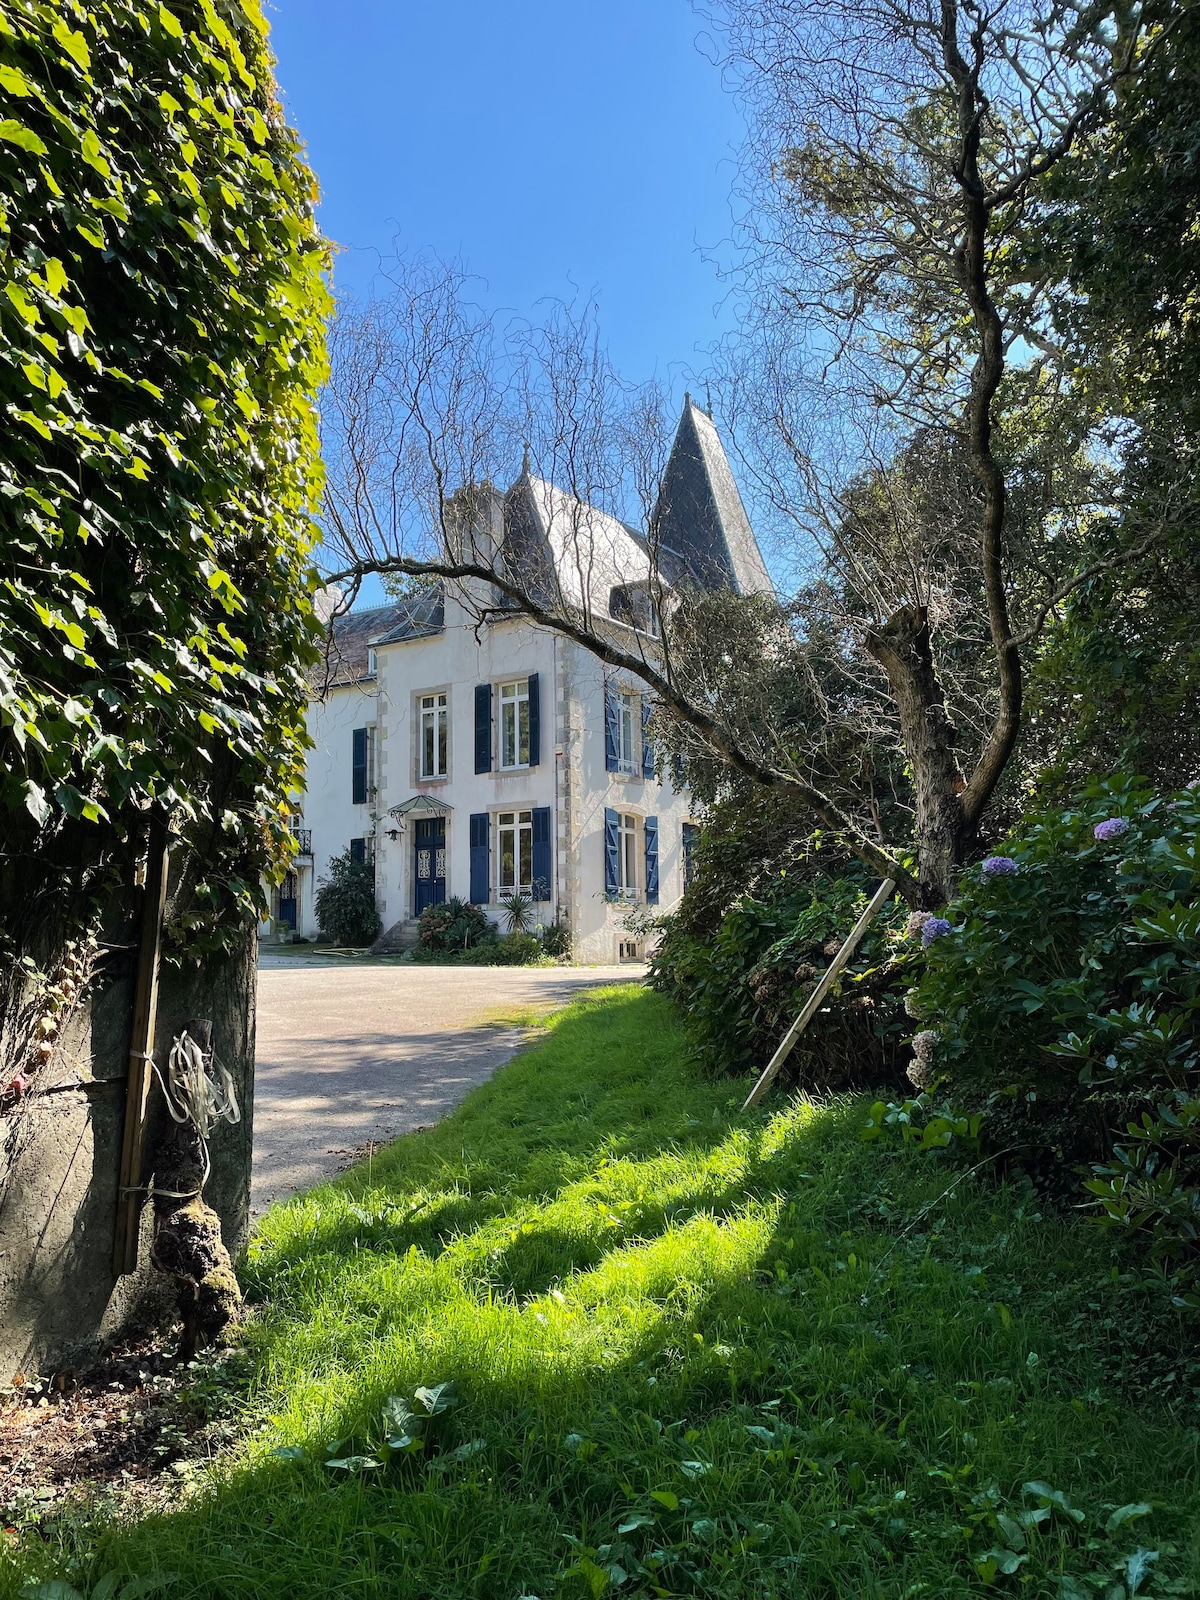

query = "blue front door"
[{"left": 414, "top": 817, "right": 447, "bottom": 914}]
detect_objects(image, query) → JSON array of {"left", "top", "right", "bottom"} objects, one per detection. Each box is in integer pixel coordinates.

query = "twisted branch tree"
[{"left": 321, "top": 2, "right": 1158, "bottom": 906}]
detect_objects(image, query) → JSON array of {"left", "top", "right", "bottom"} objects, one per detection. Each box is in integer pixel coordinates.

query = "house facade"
[{"left": 267, "top": 401, "right": 771, "bottom": 963}]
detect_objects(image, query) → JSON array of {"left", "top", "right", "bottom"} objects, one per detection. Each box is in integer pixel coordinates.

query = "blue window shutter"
[
  {"left": 349, "top": 836, "right": 366, "bottom": 865},
  {"left": 641, "top": 697, "right": 654, "bottom": 780},
  {"left": 604, "top": 682, "right": 619, "bottom": 772},
  {"left": 528, "top": 671, "right": 541, "bottom": 767},
  {"left": 469, "top": 813, "right": 490, "bottom": 904},
  {"left": 604, "top": 807, "right": 619, "bottom": 894},
  {"left": 531, "top": 806, "right": 552, "bottom": 901},
  {"left": 474, "top": 683, "right": 492, "bottom": 773},
  {"left": 644, "top": 816, "right": 659, "bottom": 905},
  {"left": 351, "top": 728, "right": 368, "bottom": 804}
]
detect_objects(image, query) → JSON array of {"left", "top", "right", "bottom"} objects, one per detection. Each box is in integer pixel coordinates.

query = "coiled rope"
[{"left": 149, "top": 1029, "right": 241, "bottom": 1199}]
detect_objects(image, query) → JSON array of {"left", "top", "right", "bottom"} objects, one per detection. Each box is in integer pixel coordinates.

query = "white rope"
[{"left": 149, "top": 1030, "right": 241, "bottom": 1201}]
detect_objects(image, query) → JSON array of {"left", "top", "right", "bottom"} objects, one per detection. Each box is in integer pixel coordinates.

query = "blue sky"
[{"left": 266, "top": 1, "right": 746, "bottom": 388}]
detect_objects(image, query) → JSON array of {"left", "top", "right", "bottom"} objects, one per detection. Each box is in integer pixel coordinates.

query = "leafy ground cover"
[{"left": 5, "top": 988, "right": 1200, "bottom": 1600}]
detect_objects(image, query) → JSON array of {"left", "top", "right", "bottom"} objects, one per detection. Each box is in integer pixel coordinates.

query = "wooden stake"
[
  {"left": 113, "top": 812, "right": 170, "bottom": 1276},
  {"left": 741, "top": 878, "right": 896, "bottom": 1112}
]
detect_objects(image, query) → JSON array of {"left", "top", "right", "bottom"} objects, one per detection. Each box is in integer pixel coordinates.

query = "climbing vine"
[{"left": 0, "top": 0, "right": 328, "bottom": 984}]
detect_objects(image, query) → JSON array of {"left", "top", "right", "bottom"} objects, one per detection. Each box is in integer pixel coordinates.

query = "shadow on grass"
[{"left": 7, "top": 988, "right": 1200, "bottom": 1600}]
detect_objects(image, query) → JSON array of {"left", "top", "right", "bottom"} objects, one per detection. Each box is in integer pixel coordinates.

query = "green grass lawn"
[{"left": 7, "top": 987, "right": 1200, "bottom": 1600}]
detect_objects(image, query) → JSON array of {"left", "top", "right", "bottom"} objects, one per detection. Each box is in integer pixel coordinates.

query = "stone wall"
[{"left": 0, "top": 929, "right": 256, "bottom": 1379}]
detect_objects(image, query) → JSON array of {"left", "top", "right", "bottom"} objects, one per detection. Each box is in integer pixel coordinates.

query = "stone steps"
[{"left": 371, "top": 918, "right": 422, "bottom": 955}]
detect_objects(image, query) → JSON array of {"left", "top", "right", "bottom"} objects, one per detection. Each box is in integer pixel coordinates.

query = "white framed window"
[
  {"left": 420, "top": 692, "right": 448, "bottom": 778},
  {"left": 618, "top": 811, "right": 638, "bottom": 894},
  {"left": 499, "top": 679, "right": 530, "bottom": 769},
  {"left": 498, "top": 809, "right": 534, "bottom": 891},
  {"left": 367, "top": 647, "right": 377, "bottom": 677},
  {"left": 617, "top": 691, "right": 637, "bottom": 775}
]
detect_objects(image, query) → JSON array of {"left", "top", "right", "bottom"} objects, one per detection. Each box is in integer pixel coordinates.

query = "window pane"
[
  {"left": 518, "top": 698, "right": 529, "bottom": 765},
  {"left": 437, "top": 708, "right": 447, "bottom": 774},
  {"left": 501, "top": 700, "right": 515, "bottom": 766},
  {"left": 519, "top": 824, "right": 533, "bottom": 886},
  {"left": 422, "top": 716, "right": 434, "bottom": 777},
  {"left": 500, "top": 823, "right": 515, "bottom": 886}
]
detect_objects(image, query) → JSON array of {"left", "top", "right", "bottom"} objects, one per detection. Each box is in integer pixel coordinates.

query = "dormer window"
[
  {"left": 608, "top": 583, "right": 659, "bottom": 637},
  {"left": 366, "top": 647, "right": 377, "bottom": 677}
]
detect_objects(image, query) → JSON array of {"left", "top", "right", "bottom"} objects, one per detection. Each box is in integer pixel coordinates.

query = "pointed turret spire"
[{"left": 651, "top": 399, "right": 773, "bottom": 597}]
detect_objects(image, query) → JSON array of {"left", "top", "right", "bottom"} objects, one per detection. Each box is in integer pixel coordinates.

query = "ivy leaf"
[
  {"left": 0, "top": 118, "right": 47, "bottom": 155},
  {"left": 51, "top": 23, "right": 91, "bottom": 71},
  {"left": 23, "top": 780, "right": 49, "bottom": 825},
  {"left": 0, "top": 65, "right": 34, "bottom": 97}
]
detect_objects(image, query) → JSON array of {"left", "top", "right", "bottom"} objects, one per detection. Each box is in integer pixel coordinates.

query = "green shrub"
[
  {"left": 483, "top": 931, "right": 545, "bottom": 966},
  {"left": 418, "top": 897, "right": 491, "bottom": 952},
  {"left": 538, "top": 919, "right": 572, "bottom": 960},
  {"left": 314, "top": 851, "right": 381, "bottom": 947},
  {"left": 914, "top": 777, "right": 1200, "bottom": 1262},
  {"left": 650, "top": 870, "right": 914, "bottom": 1085}
]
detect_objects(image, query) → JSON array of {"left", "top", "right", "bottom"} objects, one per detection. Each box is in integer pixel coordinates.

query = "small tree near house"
[{"left": 316, "top": 850, "right": 384, "bottom": 947}]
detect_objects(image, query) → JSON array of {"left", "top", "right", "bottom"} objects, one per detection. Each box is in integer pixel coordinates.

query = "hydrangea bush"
[
  {"left": 650, "top": 872, "right": 916, "bottom": 1085},
  {"left": 913, "top": 777, "right": 1200, "bottom": 1262}
]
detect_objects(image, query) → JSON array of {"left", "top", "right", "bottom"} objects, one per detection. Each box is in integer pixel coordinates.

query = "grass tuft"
[{"left": 4, "top": 986, "right": 1199, "bottom": 1599}]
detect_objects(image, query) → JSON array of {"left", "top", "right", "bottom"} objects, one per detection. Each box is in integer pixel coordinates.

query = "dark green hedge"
[{"left": 0, "top": 0, "right": 327, "bottom": 952}]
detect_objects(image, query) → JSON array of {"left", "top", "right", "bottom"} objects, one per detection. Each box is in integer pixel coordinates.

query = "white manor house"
[{"left": 269, "top": 400, "right": 772, "bottom": 964}]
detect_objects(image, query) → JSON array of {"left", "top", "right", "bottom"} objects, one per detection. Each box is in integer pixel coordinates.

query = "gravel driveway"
[{"left": 251, "top": 959, "right": 643, "bottom": 1216}]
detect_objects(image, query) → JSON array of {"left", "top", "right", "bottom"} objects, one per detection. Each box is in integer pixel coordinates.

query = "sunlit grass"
[{"left": 4, "top": 986, "right": 1199, "bottom": 1600}]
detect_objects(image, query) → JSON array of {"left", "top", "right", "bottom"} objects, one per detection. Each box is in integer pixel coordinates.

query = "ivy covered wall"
[{"left": 0, "top": 0, "right": 328, "bottom": 1365}]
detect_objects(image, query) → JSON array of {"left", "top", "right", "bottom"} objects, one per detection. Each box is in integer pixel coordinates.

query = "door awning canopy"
[{"left": 388, "top": 794, "right": 454, "bottom": 818}]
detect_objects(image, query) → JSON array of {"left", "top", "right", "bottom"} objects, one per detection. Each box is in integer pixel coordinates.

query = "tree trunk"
[{"left": 866, "top": 604, "right": 973, "bottom": 906}]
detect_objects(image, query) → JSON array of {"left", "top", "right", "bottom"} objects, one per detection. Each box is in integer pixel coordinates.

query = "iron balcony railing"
[{"left": 294, "top": 828, "right": 313, "bottom": 857}]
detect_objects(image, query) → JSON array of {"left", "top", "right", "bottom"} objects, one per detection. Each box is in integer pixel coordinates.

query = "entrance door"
[
  {"left": 278, "top": 871, "right": 298, "bottom": 930},
  {"left": 414, "top": 817, "right": 447, "bottom": 914}
]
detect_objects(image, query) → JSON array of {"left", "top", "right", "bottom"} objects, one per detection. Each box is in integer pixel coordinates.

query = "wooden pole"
[
  {"left": 741, "top": 878, "right": 896, "bottom": 1112},
  {"left": 113, "top": 812, "right": 170, "bottom": 1276}
]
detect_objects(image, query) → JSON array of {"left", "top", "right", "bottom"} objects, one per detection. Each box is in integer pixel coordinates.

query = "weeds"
[{"left": 3, "top": 988, "right": 1198, "bottom": 1599}]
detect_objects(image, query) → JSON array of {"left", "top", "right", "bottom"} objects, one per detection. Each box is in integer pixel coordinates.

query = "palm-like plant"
[{"left": 499, "top": 892, "right": 535, "bottom": 934}]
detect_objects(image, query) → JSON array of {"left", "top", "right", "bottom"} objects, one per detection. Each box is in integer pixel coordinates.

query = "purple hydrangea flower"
[
  {"left": 1094, "top": 817, "right": 1130, "bottom": 842},
  {"left": 982, "top": 855, "right": 1018, "bottom": 878},
  {"left": 921, "top": 916, "right": 952, "bottom": 947},
  {"left": 907, "top": 1031, "right": 938, "bottom": 1091},
  {"left": 906, "top": 910, "right": 933, "bottom": 941}
]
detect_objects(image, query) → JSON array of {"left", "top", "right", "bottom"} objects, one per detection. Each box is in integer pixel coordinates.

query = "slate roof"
[
  {"left": 320, "top": 589, "right": 445, "bottom": 688},
  {"left": 320, "top": 401, "right": 771, "bottom": 655},
  {"left": 504, "top": 474, "right": 653, "bottom": 612},
  {"left": 373, "top": 586, "right": 445, "bottom": 645},
  {"left": 651, "top": 399, "right": 774, "bottom": 596}
]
